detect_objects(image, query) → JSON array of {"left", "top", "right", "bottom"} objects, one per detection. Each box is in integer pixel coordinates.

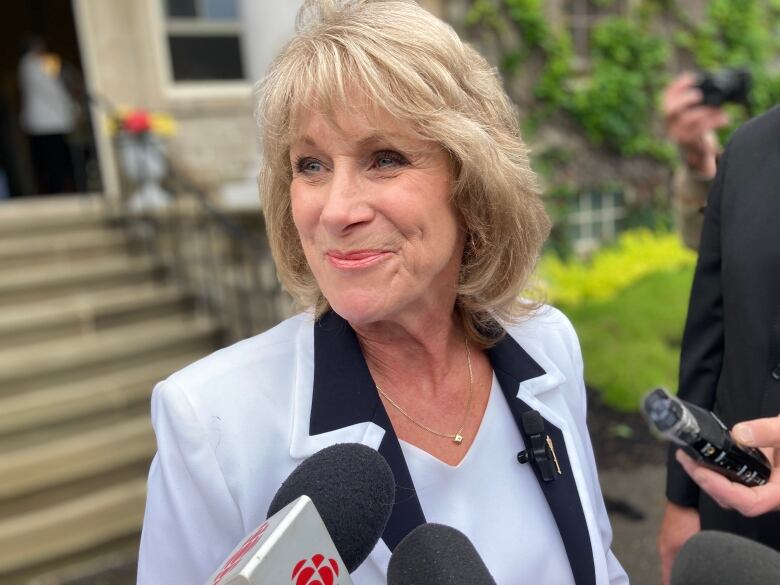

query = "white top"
[
  {"left": 137, "top": 308, "right": 628, "bottom": 585},
  {"left": 400, "top": 373, "right": 576, "bottom": 585},
  {"left": 18, "top": 52, "right": 76, "bottom": 135}
]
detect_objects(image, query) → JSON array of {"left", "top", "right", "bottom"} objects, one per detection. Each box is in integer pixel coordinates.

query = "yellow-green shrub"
[{"left": 536, "top": 229, "right": 696, "bottom": 307}]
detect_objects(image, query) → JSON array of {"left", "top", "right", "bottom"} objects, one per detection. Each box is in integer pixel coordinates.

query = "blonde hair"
[{"left": 258, "top": 0, "right": 550, "bottom": 347}]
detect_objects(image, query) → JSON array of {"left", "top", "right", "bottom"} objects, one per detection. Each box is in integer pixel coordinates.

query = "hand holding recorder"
[
  {"left": 675, "top": 415, "right": 780, "bottom": 517},
  {"left": 643, "top": 389, "right": 780, "bottom": 516}
]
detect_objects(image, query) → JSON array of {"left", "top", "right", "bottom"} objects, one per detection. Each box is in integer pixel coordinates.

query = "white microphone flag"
[{"left": 205, "top": 495, "right": 354, "bottom": 585}]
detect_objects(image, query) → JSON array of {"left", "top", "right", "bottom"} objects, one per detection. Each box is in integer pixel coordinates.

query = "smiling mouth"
[{"left": 326, "top": 250, "right": 392, "bottom": 270}]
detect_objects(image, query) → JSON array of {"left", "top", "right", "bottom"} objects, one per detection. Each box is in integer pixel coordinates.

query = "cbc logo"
[{"left": 291, "top": 554, "right": 340, "bottom": 585}]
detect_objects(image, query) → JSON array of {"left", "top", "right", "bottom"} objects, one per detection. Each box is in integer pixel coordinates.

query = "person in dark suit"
[{"left": 658, "top": 104, "right": 780, "bottom": 584}]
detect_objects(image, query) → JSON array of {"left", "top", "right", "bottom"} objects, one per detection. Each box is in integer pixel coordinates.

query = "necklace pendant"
[{"left": 453, "top": 434, "right": 464, "bottom": 445}]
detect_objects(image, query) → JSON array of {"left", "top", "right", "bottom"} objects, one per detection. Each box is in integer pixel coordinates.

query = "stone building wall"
[
  {"left": 73, "top": 0, "right": 260, "bottom": 201},
  {"left": 73, "top": 0, "right": 443, "bottom": 203}
]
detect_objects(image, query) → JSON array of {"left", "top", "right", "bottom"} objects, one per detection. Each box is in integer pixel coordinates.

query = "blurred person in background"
[
  {"left": 18, "top": 36, "right": 77, "bottom": 195},
  {"left": 658, "top": 73, "right": 780, "bottom": 585},
  {"left": 662, "top": 72, "right": 729, "bottom": 250}
]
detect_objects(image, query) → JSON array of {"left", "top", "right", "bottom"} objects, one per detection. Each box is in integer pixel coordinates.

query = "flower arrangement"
[
  {"left": 107, "top": 108, "right": 176, "bottom": 136},
  {"left": 112, "top": 108, "right": 175, "bottom": 211}
]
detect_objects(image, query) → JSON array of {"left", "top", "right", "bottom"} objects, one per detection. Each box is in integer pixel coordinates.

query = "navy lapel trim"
[
  {"left": 311, "top": 311, "right": 596, "bottom": 585},
  {"left": 311, "top": 311, "right": 426, "bottom": 550},
  {"left": 488, "top": 333, "right": 597, "bottom": 585},
  {"left": 310, "top": 311, "right": 379, "bottom": 435}
]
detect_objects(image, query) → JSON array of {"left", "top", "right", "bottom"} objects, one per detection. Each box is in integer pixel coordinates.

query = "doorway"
[{"left": 0, "top": 0, "right": 102, "bottom": 197}]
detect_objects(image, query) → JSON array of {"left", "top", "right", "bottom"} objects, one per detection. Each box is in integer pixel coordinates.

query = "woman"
[{"left": 138, "top": 1, "right": 627, "bottom": 584}]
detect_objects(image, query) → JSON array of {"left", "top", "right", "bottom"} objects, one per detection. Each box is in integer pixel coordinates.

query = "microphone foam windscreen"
[
  {"left": 387, "top": 523, "right": 497, "bottom": 585},
  {"left": 671, "top": 530, "right": 780, "bottom": 585},
  {"left": 267, "top": 443, "right": 395, "bottom": 572},
  {"left": 521, "top": 411, "right": 545, "bottom": 435}
]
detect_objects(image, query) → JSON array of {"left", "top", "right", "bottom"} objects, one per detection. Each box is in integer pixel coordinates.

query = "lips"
[{"left": 326, "top": 249, "right": 391, "bottom": 270}]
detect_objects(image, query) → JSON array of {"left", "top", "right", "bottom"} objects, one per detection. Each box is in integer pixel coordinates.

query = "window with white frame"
[
  {"left": 164, "top": 0, "right": 245, "bottom": 81},
  {"left": 566, "top": 190, "right": 627, "bottom": 254},
  {"left": 562, "top": 0, "right": 628, "bottom": 61}
]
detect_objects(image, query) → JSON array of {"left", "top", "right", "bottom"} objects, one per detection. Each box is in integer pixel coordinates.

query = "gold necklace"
[{"left": 375, "top": 337, "right": 473, "bottom": 445}]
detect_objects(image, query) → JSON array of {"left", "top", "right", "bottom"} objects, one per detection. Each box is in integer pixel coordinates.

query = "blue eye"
[
  {"left": 374, "top": 151, "right": 407, "bottom": 169},
  {"left": 376, "top": 156, "right": 395, "bottom": 168},
  {"left": 296, "top": 157, "right": 323, "bottom": 174}
]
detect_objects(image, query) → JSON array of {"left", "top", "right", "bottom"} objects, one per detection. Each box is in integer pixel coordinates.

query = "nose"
[{"left": 320, "top": 166, "right": 374, "bottom": 236}]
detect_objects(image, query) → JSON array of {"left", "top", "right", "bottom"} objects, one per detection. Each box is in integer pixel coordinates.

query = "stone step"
[
  {"left": 0, "top": 353, "right": 200, "bottom": 436},
  {"left": 3, "top": 533, "right": 140, "bottom": 585},
  {"left": 26, "top": 550, "right": 138, "bottom": 585},
  {"left": 0, "top": 194, "right": 222, "bottom": 581},
  {"left": 0, "top": 417, "right": 154, "bottom": 500},
  {"left": 0, "top": 401, "right": 151, "bottom": 457},
  {"left": 0, "top": 282, "right": 190, "bottom": 349},
  {"left": 0, "top": 479, "right": 147, "bottom": 575},
  {"left": 0, "top": 228, "right": 128, "bottom": 269},
  {"left": 0, "top": 196, "right": 109, "bottom": 239},
  {"left": 0, "top": 316, "right": 219, "bottom": 397},
  {"left": 0, "top": 256, "right": 160, "bottom": 307}
]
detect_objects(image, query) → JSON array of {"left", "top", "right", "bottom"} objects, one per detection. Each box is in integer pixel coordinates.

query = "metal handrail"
[{"left": 90, "top": 93, "right": 288, "bottom": 343}]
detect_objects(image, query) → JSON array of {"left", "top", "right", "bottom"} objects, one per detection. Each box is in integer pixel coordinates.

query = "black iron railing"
[{"left": 92, "top": 94, "right": 289, "bottom": 344}]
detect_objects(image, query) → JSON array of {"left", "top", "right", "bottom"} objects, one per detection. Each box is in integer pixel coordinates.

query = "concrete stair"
[
  {"left": 0, "top": 196, "right": 221, "bottom": 583},
  {"left": 0, "top": 229, "right": 129, "bottom": 269},
  {"left": 0, "top": 256, "right": 160, "bottom": 307},
  {"left": 0, "top": 282, "right": 191, "bottom": 348}
]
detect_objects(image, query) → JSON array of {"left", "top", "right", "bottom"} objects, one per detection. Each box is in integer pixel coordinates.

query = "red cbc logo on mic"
[
  {"left": 211, "top": 522, "right": 269, "bottom": 585},
  {"left": 291, "top": 554, "right": 340, "bottom": 585}
]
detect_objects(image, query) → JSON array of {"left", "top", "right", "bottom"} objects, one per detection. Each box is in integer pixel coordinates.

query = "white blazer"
[{"left": 137, "top": 307, "right": 628, "bottom": 585}]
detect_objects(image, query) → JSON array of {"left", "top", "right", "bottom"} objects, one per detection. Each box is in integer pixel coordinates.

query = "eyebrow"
[{"left": 294, "top": 133, "right": 402, "bottom": 149}]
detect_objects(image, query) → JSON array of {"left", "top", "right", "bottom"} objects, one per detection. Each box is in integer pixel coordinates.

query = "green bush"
[
  {"left": 536, "top": 229, "right": 696, "bottom": 411},
  {"left": 564, "top": 269, "right": 694, "bottom": 411},
  {"left": 537, "top": 229, "right": 696, "bottom": 306}
]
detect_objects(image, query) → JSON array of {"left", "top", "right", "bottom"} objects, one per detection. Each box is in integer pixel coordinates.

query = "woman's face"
[{"left": 289, "top": 106, "right": 464, "bottom": 328}]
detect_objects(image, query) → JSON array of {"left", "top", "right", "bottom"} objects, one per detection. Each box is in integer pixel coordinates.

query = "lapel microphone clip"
[{"left": 517, "top": 410, "right": 561, "bottom": 482}]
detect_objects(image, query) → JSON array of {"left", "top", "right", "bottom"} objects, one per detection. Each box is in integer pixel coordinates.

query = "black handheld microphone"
[
  {"left": 267, "top": 442, "right": 396, "bottom": 572},
  {"left": 671, "top": 530, "right": 780, "bottom": 585},
  {"left": 206, "top": 443, "right": 395, "bottom": 584},
  {"left": 387, "top": 523, "right": 497, "bottom": 585}
]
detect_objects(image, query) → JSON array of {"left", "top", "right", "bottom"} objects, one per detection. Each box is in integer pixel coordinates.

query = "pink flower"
[{"left": 122, "top": 110, "right": 152, "bottom": 134}]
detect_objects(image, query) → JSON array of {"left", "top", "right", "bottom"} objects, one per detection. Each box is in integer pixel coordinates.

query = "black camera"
[
  {"left": 642, "top": 388, "right": 770, "bottom": 487},
  {"left": 695, "top": 68, "right": 752, "bottom": 107}
]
